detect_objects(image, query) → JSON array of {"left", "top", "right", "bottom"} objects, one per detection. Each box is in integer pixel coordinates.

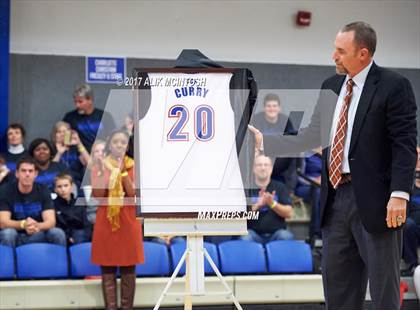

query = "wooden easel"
[
  {"left": 144, "top": 219, "right": 246, "bottom": 310},
  {"left": 152, "top": 235, "right": 243, "bottom": 310}
]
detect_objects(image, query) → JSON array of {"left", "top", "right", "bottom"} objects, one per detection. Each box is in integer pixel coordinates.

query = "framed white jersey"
[{"left": 136, "top": 69, "right": 247, "bottom": 215}]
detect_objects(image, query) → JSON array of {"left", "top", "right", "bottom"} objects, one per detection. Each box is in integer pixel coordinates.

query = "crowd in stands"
[
  {"left": 1, "top": 85, "right": 419, "bottom": 279},
  {"left": 0, "top": 84, "right": 114, "bottom": 248}
]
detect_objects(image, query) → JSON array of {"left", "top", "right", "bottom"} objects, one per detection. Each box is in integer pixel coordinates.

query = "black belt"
[{"left": 339, "top": 173, "right": 352, "bottom": 185}]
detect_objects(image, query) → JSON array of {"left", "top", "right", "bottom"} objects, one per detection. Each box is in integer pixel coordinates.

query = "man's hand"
[
  {"left": 252, "top": 189, "right": 266, "bottom": 211},
  {"left": 24, "top": 217, "right": 41, "bottom": 235},
  {"left": 264, "top": 190, "right": 276, "bottom": 206},
  {"left": 386, "top": 197, "right": 407, "bottom": 228},
  {"left": 25, "top": 220, "right": 37, "bottom": 235},
  {"left": 248, "top": 125, "right": 263, "bottom": 155}
]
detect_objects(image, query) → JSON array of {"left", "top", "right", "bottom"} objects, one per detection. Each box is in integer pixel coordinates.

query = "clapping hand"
[
  {"left": 248, "top": 125, "right": 263, "bottom": 155},
  {"left": 263, "top": 190, "right": 276, "bottom": 206},
  {"left": 119, "top": 157, "right": 127, "bottom": 173},
  {"left": 253, "top": 189, "right": 266, "bottom": 211}
]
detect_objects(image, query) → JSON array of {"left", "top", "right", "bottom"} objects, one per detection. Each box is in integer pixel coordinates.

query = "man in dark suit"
[{"left": 249, "top": 21, "right": 417, "bottom": 309}]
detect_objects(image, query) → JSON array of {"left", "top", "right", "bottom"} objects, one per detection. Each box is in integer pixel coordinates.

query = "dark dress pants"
[{"left": 321, "top": 182, "right": 402, "bottom": 310}]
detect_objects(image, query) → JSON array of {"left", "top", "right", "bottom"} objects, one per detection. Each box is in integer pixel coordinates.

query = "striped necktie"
[{"left": 329, "top": 79, "right": 355, "bottom": 189}]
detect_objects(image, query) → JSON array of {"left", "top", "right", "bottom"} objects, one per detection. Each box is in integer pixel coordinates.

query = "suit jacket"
[{"left": 264, "top": 62, "right": 417, "bottom": 233}]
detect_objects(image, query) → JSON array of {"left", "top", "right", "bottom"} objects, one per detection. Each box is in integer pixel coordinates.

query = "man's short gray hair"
[
  {"left": 73, "top": 83, "right": 94, "bottom": 100},
  {"left": 341, "top": 21, "right": 377, "bottom": 56}
]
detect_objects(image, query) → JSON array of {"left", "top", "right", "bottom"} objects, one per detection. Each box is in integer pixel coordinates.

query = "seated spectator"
[
  {"left": 53, "top": 173, "right": 91, "bottom": 244},
  {"left": 28, "top": 138, "right": 69, "bottom": 191},
  {"left": 0, "top": 123, "right": 27, "bottom": 172},
  {"left": 295, "top": 147, "right": 322, "bottom": 239},
  {"left": 0, "top": 157, "right": 66, "bottom": 248},
  {"left": 241, "top": 155, "right": 294, "bottom": 244},
  {"left": 401, "top": 147, "right": 420, "bottom": 276},
  {"left": 252, "top": 94, "right": 295, "bottom": 136},
  {"left": 0, "top": 155, "right": 12, "bottom": 186},
  {"left": 252, "top": 93, "right": 297, "bottom": 192},
  {"left": 85, "top": 139, "right": 106, "bottom": 225},
  {"left": 51, "top": 121, "right": 89, "bottom": 187},
  {"left": 63, "top": 84, "right": 115, "bottom": 152}
]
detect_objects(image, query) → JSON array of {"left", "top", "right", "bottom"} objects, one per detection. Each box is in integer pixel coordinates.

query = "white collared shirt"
[{"left": 329, "top": 61, "right": 373, "bottom": 173}]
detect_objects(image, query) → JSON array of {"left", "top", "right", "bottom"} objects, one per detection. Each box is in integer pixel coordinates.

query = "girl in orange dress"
[{"left": 91, "top": 130, "right": 144, "bottom": 310}]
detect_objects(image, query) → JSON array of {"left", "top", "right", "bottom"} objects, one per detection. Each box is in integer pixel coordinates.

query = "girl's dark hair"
[{"left": 28, "top": 138, "right": 54, "bottom": 159}]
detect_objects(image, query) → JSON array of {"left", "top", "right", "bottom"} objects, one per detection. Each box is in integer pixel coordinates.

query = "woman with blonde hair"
[{"left": 51, "top": 121, "right": 89, "bottom": 187}]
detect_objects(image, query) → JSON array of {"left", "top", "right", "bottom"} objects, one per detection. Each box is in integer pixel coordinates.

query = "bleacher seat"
[
  {"left": 170, "top": 241, "right": 220, "bottom": 276},
  {"left": 218, "top": 240, "right": 266, "bottom": 274},
  {"left": 0, "top": 245, "right": 14, "bottom": 279},
  {"left": 265, "top": 240, "right": 313, "bottom": 273},
  {"left": 16, "top": 243, "right": 68, "bottom": 279},
  {"left": 69, "top": 242, "right": 101, "bottom": 278},
  {"left": 136, "top": 242, "right": 170, "bottom": 276}
]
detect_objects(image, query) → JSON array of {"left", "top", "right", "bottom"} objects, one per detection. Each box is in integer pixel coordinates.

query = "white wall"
[{"left": 10, "top": 0, "right": 420, "bottom": 68}]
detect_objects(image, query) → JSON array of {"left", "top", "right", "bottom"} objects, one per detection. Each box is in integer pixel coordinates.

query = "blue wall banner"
[
  {"left": 0, "top": 0, "right": 10, "bottom": 152},
  {"left": 86, "top": 56, "right": 125, "bottom": 84}
]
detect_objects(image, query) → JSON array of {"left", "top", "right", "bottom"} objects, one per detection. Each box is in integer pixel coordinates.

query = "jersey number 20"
[{"left": 167, "top": 105, "right": 214, "bottom": 142}]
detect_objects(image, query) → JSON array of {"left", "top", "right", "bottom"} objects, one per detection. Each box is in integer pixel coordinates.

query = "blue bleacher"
[
  {"left": 136, "top": 242, "right": 170, "bottom": 276},
  {"left": 16, "top": 243, "right": 68, "bottom": 279},
  {"left": 69, "top": 242, "right": 101, "bottom": 278},
  {"left": 266, "top": 240, "right": 313, "bottom": 273},
  {"left": 1, "top": 239, "right": 314, "bottom": 280},
  {"left": 170, "top": 241, "right": 220, "bottom": 276},
  {"left": 0, "top": 245, "right": 14, "bottom": 279},
  {"left": 218, "top": 240, "right": 266, "bottom": 274}
]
